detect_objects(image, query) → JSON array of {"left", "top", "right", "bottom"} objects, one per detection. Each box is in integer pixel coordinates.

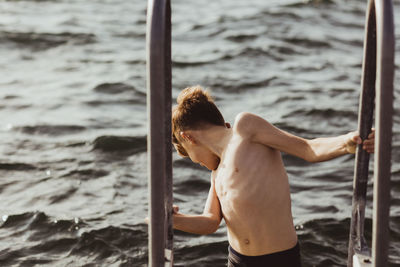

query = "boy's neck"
[{"left": 194, "top": 124, "right": 232, "bottom": 158}]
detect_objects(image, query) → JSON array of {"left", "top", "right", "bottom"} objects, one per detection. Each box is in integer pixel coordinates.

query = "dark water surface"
[{"left": 0, "top": 0, "right": 399, "bottom": 266}]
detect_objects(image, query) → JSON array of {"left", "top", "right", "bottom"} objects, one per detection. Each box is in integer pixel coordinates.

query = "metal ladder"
[
  {"left": 145, "top": 0, "right": 395, "bottom": 266},
  {"left": 347, "top": 0, "right": 395, "bottom": 266}
]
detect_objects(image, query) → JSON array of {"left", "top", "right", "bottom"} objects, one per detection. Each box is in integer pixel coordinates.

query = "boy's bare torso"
[
  {"left": 212, "top": 123, "right": 297, "bottom": 256},
  {"left": 171, "top": 107, "right": 373, "bottom": 258}
]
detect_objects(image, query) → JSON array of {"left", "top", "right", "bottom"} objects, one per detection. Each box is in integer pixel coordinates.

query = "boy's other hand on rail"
[
  {"left": 173, "top": 205, "right": 180, "bottom": 214},
  {"left": 346, "top": 129, "right": 375, "bottom": 154},
  {"left": 144, "top": 205, "right": 180, "bottom": 224}
]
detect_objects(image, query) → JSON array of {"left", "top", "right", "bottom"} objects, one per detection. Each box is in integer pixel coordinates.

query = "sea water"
[{"left": 0, "top": 0, "right": 399, "bottom": 266}]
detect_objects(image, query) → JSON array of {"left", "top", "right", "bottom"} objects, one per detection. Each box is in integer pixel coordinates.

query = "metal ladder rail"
[
  {"left": 372, "top": 0, "right": 394, "bottom": 265},
  {"left": 347, "top": 0, "right": 377, "bottom": 265},
  {"left": 146, "top": 0, "right": 173, "bottom": 266},
  {"left": 347, "top": 0, "right": 394, "bottom": 266}
]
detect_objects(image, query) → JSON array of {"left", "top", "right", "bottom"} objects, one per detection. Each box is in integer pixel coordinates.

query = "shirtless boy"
[{"left": 171, "top": 86, "right": 375, "bottom": 267}]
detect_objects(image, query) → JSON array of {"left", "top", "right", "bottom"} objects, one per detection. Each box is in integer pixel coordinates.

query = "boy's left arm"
[{"left": 236, "top": 112, "right": 375, "bottom": 162}]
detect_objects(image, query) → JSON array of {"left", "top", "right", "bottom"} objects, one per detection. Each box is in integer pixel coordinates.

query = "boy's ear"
[{"left": 180, "top": 131, "right": 196, "bottom": 144}]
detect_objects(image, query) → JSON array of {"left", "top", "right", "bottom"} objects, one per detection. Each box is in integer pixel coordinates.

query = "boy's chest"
[
  {"left": 214, "top": 159, "right": 267, "bottom": 219},
  {"left": 213, "top": 140, "right": 279, "bottom": 200},
  {"left": 213, "top": 142, "right": 247, "bottom": 197},
  {"left": 214, "top": 153, "right": 250, "bottom": 202},
  {"left": 214, "top": 163, "right": 238, "bottom": 197}
]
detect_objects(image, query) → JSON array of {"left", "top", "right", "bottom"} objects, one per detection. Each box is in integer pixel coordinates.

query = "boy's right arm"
[{"left": 173, "top": 172, "right": 222, "bottom": 235}]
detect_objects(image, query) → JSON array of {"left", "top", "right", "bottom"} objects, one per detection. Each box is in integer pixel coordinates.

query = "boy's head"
[{"left": 172, "top": 86, "right": 225, "bottom": 168}]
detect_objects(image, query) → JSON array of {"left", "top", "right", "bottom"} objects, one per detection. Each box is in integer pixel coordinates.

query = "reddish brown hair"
[{"left": 172, "top": 86, "right": 225, "bottom": 156}]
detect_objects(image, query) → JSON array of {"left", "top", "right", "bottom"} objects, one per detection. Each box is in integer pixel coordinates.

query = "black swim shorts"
[{"left": 227, "top": 242, "right": 302, "bottom": 267}]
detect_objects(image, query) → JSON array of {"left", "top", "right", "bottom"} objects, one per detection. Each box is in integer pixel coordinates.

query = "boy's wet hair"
[{"left": 172, "top": 86, "right": 225, "bottom": 156}]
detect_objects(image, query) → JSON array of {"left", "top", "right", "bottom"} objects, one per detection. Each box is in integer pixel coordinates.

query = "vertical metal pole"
[
  {"left": 164, "top": 2, "right": 174, "bottom": 264},
  {"left": 347, "top": 1, "right": 376, "bottom": 266},
  {"left": 146, "top": 0, "right": 173, "bottom": 266},
  {"left": 372, "top": 0, "right": 394, "bottom": 266}
]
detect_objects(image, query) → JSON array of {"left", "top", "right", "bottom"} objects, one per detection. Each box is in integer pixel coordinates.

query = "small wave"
[
  {"left": 282, "top": 153, "right": 311, "bottom": 167},
  {"left": 65, "top": 141, "right": 87, "bottom": 148},
  {"left": 0, "top": 211, "right": 148, "bottom": 266},
  {"left": 211, "top": 76, "right": 277, "bottom": 92},
  {"left": 297, "top": 218, "right": 350, "bottom": 266},
  {"left": 329, "top": 20, "right": 364, "bottom": 30},
  {"left": 68, "top": 225, "right": 147, "bottom": 264},
  {"left": 92, "top": 135, "right": 146, "bottom": 154},
  {"left": 8, "top": 104, "right": 32, "bottom": 110},
  {"left": 87, "top": 83, "right": 146, "bottom": 106},
  {"left": 270, "top": 45, "right": 305, "bottom": 56},
  {"left": 174, "top": 46, "right": 285, "bottom": 69},
  {"left": 79, "top": 58, "right": 114, "bottom": 64},
  {"left": 0, "top": 211, "right": 84, "bottom": 234},
  {"left": 136, "top": 19, "right": 146, "bottom": 25},
  {"left": 225, "top": 33, "right": 258, "bottom": 43},
  {"left": 59, "top": 17, "right": 80, "bottom": 27},
  {"left": 84, "top": 98, "right": 145, "bottom": 106},
  {"left": 261, "top": 9, "right": 302, "bottom": 20},
  {"left": 26, "top": 238, "right": 76, "bottom": 263},
  {"left": 295, "top": 217, "right": 400, "bottom": 266},
  {"left": 296, "top": 217, "right": 400, "bottom": 266},
  {"left": 48, "top": 187, "right": 79, "bottom": 204},
  {"left": 60, "top": 169, "right": 109, "bottom": 180},
  {"left": 283, "top": 108, "right": 357, "bottom": 120},
  {"left": 273, "top": 122, "right": 319, "bottom": 137},
  {"left": 283, "top": 0, "right": 336, "bottom": 8},
  {"left": 274, "top": 95, "right": 306, "bottom": 104},
  {"left": 93, "top": 82, "right": 140, "bottom": 95},
  {"left": 16, "top": 124, "right": 86, "bottom": 136},
  {"left": 9, "top": 0, "right": 57, "bottom": 2},
  {"left": 1, "top": 212, "right": 36, "bottom": 229},
  {"left": 0, "top": 31, "right": 96, "bottom": 51},
  {"left": 283, "top": 37, "right": 331, "bottom": 49},
  {"left": 328, "top": 35, "right": 364, "bottom": 48},
  {"left": 188, "top": 23, "right": 227, "bottom": 39},
  {"left": 172, "top": 59, "right": 216, "bottom": 68},
  {"left": 18, "top": 257, "right": 53, "bottom": 266},
  {"left": 285, "top": 62, "right": 333, "bottom": 72},
  {"left": 227, "top": 47, "right": 284, "bottom": 61},
  {"left": 0, "top": 162, "right": 36, "bottom": 171},
  {"left": 207, "top": 28, "right": 227, "bottom": 38},
  {"left": 0, "top": 211, "right": 149, "bottom": 265},
  {"left": 3, "top": 95, "right": 19, "bottom": 100},
  {"left": 175, "top": 177, "right": 210, "bottom": 195},
  {"left": 125, "top": 59, "right": 146, "bottom": 65},
  {"left": 113, "top": 31, "right": 145, "bottom": 39},
  {"left": 174, "top": 241, "right": 228, "bottom": 267}
]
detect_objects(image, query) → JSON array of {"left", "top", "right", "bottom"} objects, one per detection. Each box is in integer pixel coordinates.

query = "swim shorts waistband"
[{"left": 228, "top": 242, "right": 302, "bottom": 267}]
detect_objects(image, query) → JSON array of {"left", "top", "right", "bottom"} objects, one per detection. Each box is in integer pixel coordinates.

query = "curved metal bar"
[
  {"left": 372, "top": 0, "right": 394, "bottom": 266},
  {"left": 347, "top": 0, "right": 376, "bottom": 265},
  {"left": 146, "top": 0, "right": 173, "bottom": 266},
  {"left": 348, "top": 0, "right": 395, "bottom": 266}
]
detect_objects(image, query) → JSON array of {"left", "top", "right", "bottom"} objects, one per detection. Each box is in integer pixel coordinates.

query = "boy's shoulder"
[{"left": 233, "top": 112, "right": 259, "bottom": 136}]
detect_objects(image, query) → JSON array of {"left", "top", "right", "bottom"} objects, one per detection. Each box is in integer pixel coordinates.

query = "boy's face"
[{"left": 175, "top": 138, "right": 220, "bottom": 171}]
